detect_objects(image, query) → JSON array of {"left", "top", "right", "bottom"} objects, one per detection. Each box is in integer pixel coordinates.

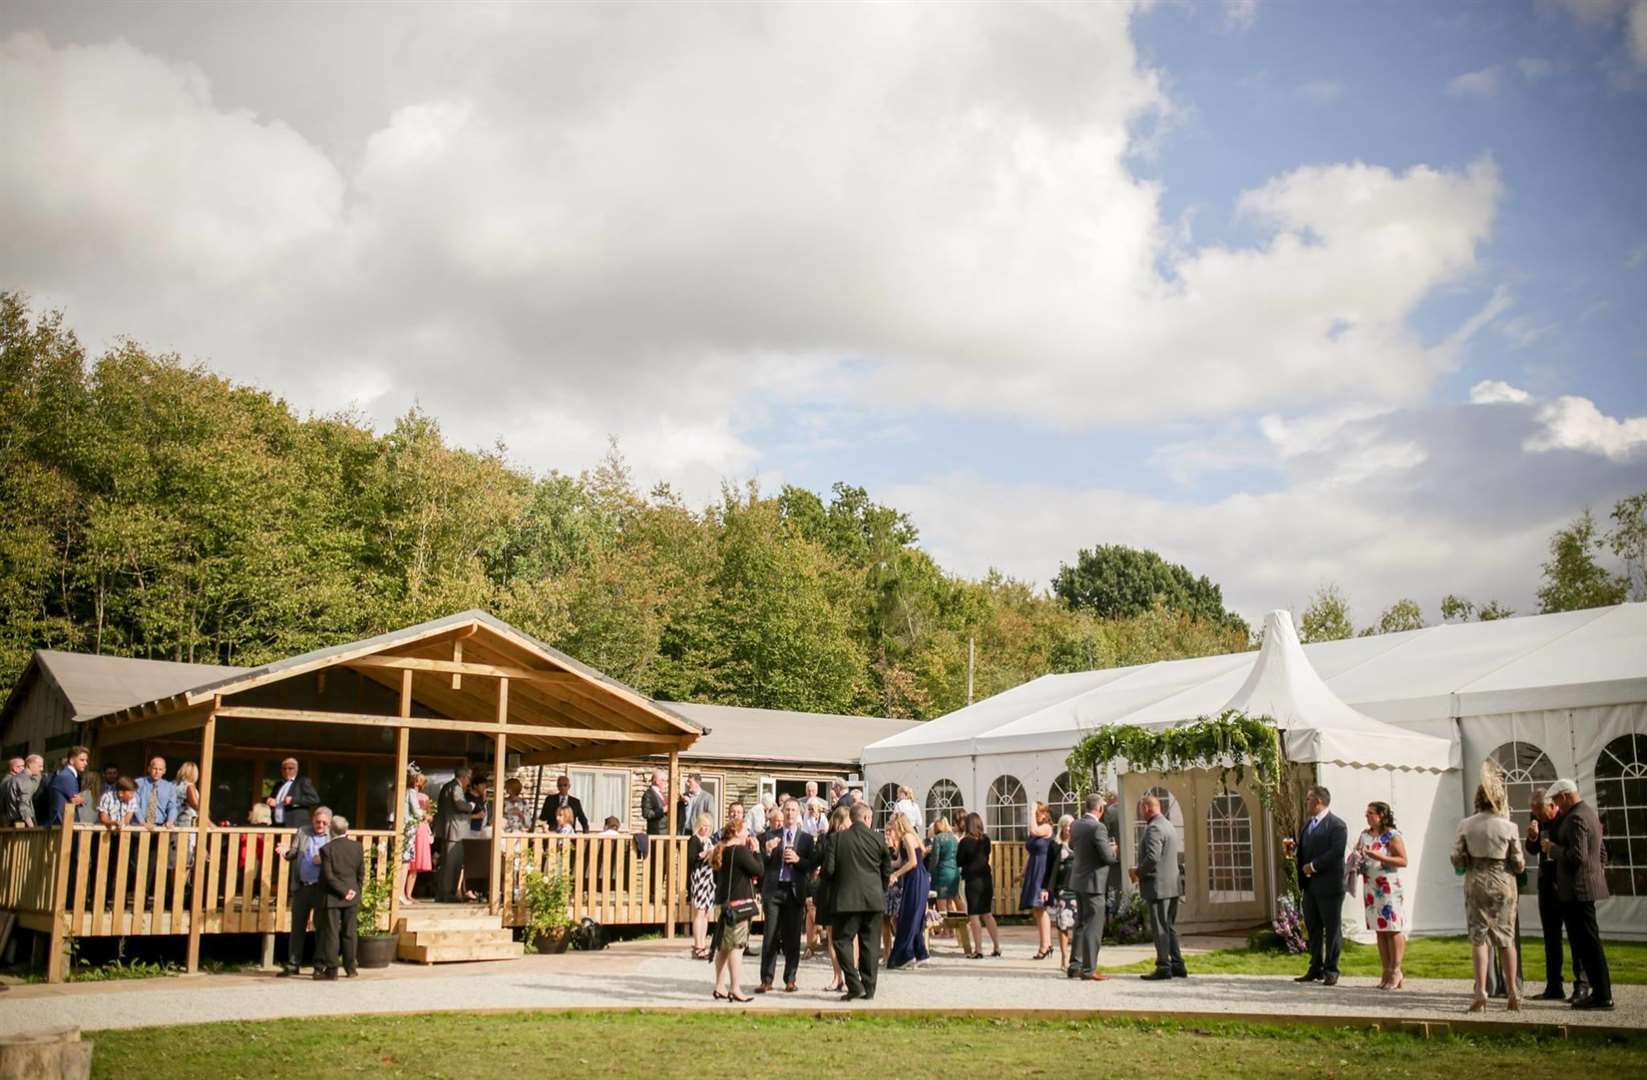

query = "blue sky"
[{"left": 2, "top": 0, "right": 1644, "bottom": 623}]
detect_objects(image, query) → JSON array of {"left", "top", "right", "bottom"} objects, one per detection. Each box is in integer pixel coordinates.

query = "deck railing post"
[
  {"left": 185, "top": 697, "right": 219, "bottom": 974},
  {"left": 665, "top": 750, "right": 679, "bottom": 939},
  {"left": 490, "top": 677, "right": 508, "bottom": 917},
  {"left": 389, "top": 668, "right": 412, "bottom": 936},
  {"left": 45, "top": 813, "right": 75, "bottom": 983}
]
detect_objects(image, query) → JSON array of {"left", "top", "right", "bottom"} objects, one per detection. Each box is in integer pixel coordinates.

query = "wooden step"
[
  {"left": 401, "top": 928, "right": 517, "bottom": 948},
  {"left": 394, "top": 915, "right": 503, "bottom": 933},
  {"left": 397, "top": 939, "right": 523, "bottom": 963}
]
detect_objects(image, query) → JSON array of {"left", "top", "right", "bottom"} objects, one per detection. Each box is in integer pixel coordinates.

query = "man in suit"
[
  {"left": 1542, "top": 778, "right": 1613, "bottom": 1011},
  {"left": 0, "top": 754, "right": 42, "bottom": 826},
  {"left": 317, "top": 815, "right": 364, "bottom": 980},
  {"left": 537, "top": 774, "right": 589, "bottom": 833},
  {"left": 641, "top": 768, "right": 671, "bottom": 835},
  {"left": 276, "top": 805, "right": 332, "bottom": 976},
  {"left": 1068, "top": 791, "right": 1118, "bottom": 980},
  {"left": 1527, "top": 790, "right": 1584, "bottom": 1002},
  {"left": 1289, "top": 784, "right": 1348, "bottom": 986},
  {"left": 1101, "top": 789, "right": 1122, "bottom": 908},
  {"left": 756, "top": 798, "right": 816, "bottom": 993},
  {"left": 829, "top": 779, "right": 853, "bottom": 815},
  {"left": 683, "top": 774, "right": 715, "bottom": 834},
  {"left": 265, "top": 757, "right": 320, "bottom": 833},
  {"left": 826, "top": 801, "right": 890, "bottom": 1001},
  {"left": 436, "top": 767, "right": 476, "bottom": 902},
  {"left": 1132, "top": 793, "right": 1185, "bottom": 981},
  {"left": 43, "top": 747, "right": 88, "bottom": 826}
]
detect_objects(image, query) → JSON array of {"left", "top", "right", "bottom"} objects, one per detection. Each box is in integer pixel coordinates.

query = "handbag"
[{"left": 716, "top": 849, "right": 759, "bottom": 928}]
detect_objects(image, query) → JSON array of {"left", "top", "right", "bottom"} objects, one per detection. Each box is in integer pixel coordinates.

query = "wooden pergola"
[{"left": 80, "top": 610, "right": 702, "bottom": 972}]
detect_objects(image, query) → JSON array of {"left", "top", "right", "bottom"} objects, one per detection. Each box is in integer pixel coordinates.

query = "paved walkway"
[{"left": 2, "top": 930, "right": 1641, "bottom": 1036}]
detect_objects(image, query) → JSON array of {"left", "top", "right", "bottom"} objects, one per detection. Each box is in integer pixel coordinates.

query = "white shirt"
[
  {"left": 893, "top": 797, "right": 924, "bottom": 834},
  {"left": 272, "top": 778, "right": 296, "bottom": 824}
]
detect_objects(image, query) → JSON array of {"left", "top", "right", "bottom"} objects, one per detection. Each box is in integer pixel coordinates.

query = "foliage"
[
  {"left": 1365, "top": 597, "right": 1424, "bottom": 636},
  {"left": 1439, "top": 593, "right": 1473, "bottom": 623},
  {"left": 1269, "top": 894, "right": 1307, "bottom": 954},
  {"left": 357, "top": 839, "right": 399, "bottom": 936},
  {"left": 1065, "top": 709, "right": 1287, "bottom": 812},
  {"left": 1102, "top": 889, "right": 1150, "bottom": 945},
  {"left": 1297, "top": 584, "right": 1353, "bottom": 643},
  {"left": 521, "top": 868, "right": 572, "bottom": 949},
  {"left": 1476, "top": 600, "right": 1515, "bottom": 621},
  {"left": 1611, "top": 492, "right": 1647, "bottom": 602},
  {"left": 1052, "top": 544, "right": 1247, "bottom": 637},
  {"left": 1537, "top": 508, "right": 1628, "bottom": 613}
]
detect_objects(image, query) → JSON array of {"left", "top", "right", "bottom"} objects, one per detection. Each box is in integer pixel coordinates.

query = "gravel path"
[{"left": 3, "top": 935, "right": 1641, "bottom": 1037}]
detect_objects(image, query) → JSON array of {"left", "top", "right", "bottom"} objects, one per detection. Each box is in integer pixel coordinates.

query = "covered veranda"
[{"left": 0, "top": 611, "right": 703, "bottom": 981}]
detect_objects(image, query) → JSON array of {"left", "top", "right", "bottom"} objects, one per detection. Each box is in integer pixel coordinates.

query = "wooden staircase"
[{"left": 394, "top": 903, "right": 524, "bottom": 964}]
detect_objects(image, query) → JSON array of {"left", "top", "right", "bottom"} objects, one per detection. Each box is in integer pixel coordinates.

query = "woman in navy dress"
[
  {"left": 1020, "top": 801, "right": 1055, "bottom": 960},
  {"left": 888, "top": 814, "right": 931, "bottom": 969}
]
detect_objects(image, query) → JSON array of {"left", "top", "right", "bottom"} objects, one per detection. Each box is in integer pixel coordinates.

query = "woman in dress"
[
  {"left": 1021, "top": 801, "right": 1055, "bottom": 960},
  {"left": 501, "top": 778, "right": 531, "bottom": 833},
  {"left": 174, "top": 761, "right": 200, "bottom": 875},
  {"left": 554, "top": 805, "right": 577, "bottom": 835},
  {"left": 686, "top": 812, "right": 716, "bottom": 960},
  {"left": 929, "top": 817, "right": 961, "bottom": 938},
  {"left": 710, "top": 815, "right": 763, "bottom": 1003},
  {"left": 814, "top": 805, "right": 852, "bottom": 993},
  {"left": 1451, "top": 762, "right": 1526, "bottom": 1012},
  {"left": 1046, "top": 814, "right": 1077, "bottom": 973},
  {"left": 1356, "top": 800, "right": 1409, "bottom": 990},
  {"left": 957, "top": 812, "right": 1001, "bottom": 958},
  {"left": 888, "top": 813, "right": 931, "bottom": 969},
  {"left": 882, "top": 818, "right": 905, "bottom": 958},
  {"left": 401, "top": 771, "right": 433, "bottom": 903}
]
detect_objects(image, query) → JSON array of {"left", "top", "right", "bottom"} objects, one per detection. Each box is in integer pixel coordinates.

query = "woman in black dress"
[
  {"left": 812, "top": 804, "right": 852, "bottom": 993},
  {"left": 710, "top": 817, "right": 764, "bottom": 1003},
  {"left": 957, "top": 812, "right": 1001, "bottom": 958}
]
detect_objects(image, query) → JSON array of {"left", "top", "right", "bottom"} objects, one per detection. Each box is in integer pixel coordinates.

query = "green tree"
[
  {"left": 1537, "top": 510, "right": 1627, "bottom": 613},
  {"left": 1298, "top": 584, "right": 1354, "bottom": 643},
  {"left": 1439, "top": 594, "right": 1474, "bottom": 623},
  {"left": 1367, "top": 598, "right": 1425, "bottom": 635},
  {"left": 1052, "top": 544, "right": 1245, "bottom": 634},
  {"left": 1476, "top": 600, "right": 1515, "bottom": 621},
  {"left": 1609, "top": 491, "right": 1647, "bottom": 602}
]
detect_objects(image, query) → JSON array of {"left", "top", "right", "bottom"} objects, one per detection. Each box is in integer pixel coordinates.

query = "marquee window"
[
  {"left": 1596, "top": 733, "right": 1647, "bottom": 897},
  {"left": 1206, "top": 793, "right": 1256, "bottom": 902},
  {"left": 986, "top": 775, "right": 1028, "bottom": 841},
  {"left": 1047, "top": 772, "right": 1078, "bottom": 822},
  {"left": 1487, "top": 740, "right": 1558, "bottom": 835},
  {"left": 925, "top": 778, "right": 964, "bottom": 827},
  {"left": 1132, "top": 785, "right": 1186, "bottom": 895},
  {"left": 873, "top": 782, "right": 901, "bottom": 830}
]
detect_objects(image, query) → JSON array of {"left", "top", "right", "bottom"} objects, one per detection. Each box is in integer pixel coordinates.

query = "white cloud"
[
  {"left": 1470, "top": 380, "right": 1533, "bottom": 404},
  {"left": 1448, "top": 65, "right": 1504, "bottom": 97},
  {"left": 1543, "top": 0, "right": 1647, "bottom": 75},
  {"left": 1223, "top": 0, "right": 1260, "bottom": 32},
  {"left": 1632, "top": 0, "right": 1647, "bottom": 64},
  {"left": 1527, "top": 396, "right": 1647, "bottom": 460},
  {"left": 1295, "top": 79, "right": 1343, "bottom": 104}
]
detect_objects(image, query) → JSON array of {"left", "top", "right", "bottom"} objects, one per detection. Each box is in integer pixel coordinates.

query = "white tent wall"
[
  {"left": 863, "top": 755, "right": 976, "bottom": 825},
  {"left": 1458, "top": 701, "right": 1647, "bottom": 940},
  {"left": 1318, "top": 762, "right": 1459, "bottom": 941}
]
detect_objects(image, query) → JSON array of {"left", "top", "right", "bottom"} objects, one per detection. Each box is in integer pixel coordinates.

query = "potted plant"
[
  {"left": 355, "top": 843, "right": 400, "bottom": 968},
  {"left": 521, "top": 868, "right": 572, "bottom": 954}
]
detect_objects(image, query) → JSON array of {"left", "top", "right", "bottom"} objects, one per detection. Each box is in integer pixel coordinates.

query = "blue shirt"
[
  {"left": 298, "top": 829, "right": 330, "bottom": 886},
  {"left": 133, "top": 776, "right": 178, "bottom": 826}
]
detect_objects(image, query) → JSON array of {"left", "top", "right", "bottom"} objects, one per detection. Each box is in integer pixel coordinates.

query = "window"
[
  {"left": 1206, "top": 793, "right": 1256, "bottom": 902},
  {"left": 873, "top": 783, "right": 900, "bottom": 829},
  {"left": 925, "top": 779, "right": 964, "bottom": 828},
  {"left": 1132, "top": 786, "right": 1186, "bottom": 895},
  {"left": 1047, "top": 772, "right": 1078, "bottom": 822},
  {"left": 1595, "top": 733, "right": 1647, "bottom": 897},
  {"left": 570, "top": 768, "right": 630, "bottom": 831},
  {"left": 986, "top": 775, "right": 1027, "bottom": 841},
  {"left": 1488, "top": 740, "right": 1558, "bottom": 835}
]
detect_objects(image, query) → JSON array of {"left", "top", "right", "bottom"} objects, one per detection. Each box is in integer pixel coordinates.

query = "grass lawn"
[
  {"left": 1101, "top": 935, "right": 1647, "bottom": 984},
  {"left": 89, "top": 1012, "right": 1644, "bottom": 1079}
]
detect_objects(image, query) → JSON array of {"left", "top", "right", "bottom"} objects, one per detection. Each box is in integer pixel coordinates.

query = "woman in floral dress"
[{"left": 1355, "top": 801, "right": 1409, "bottom": 989}]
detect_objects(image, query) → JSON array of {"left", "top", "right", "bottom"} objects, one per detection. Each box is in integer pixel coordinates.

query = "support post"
[
  {"left": 260, "top": 932, "right": 276, "bottom": 971},
  {"left": 490, "top": 677, "right": 509, "bottom": 916},
  {"left": 389, "top": 667, "right": 412, "bottom": 935},
  {"left": 45, "top": 807, "right": 75, "bottom": 983},
  {"left": 185, "top": 697, "right": 219, "bottom": 974},
  {"left": 665, "top": 750, "right": 680, "bottom": 939}
]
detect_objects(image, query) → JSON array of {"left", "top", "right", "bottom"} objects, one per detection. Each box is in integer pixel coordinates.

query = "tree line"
[{"left": 0, "top": 293, "right": 1251, "bottom": 719}]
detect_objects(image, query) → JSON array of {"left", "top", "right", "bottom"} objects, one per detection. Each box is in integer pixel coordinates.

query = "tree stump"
[{"left": 0, "top": 1027, "right": 92, "bottom": 1080}]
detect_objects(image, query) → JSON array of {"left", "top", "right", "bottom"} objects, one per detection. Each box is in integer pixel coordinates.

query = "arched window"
[
  {"left": 1132, "top": 785, "right": 1186, "bottom": 895},
  {"left": 1488, "top": 740, "right": 1558, "bottom": 835},
  {"left": 1047, "top": 772, "right": 1078, "bottom": 822},
  {"left": 986, "top": 775, "right": 1027, "bottom": 840},
  {"left": 925, "top": 779, "right": 963, "bottom": 828},
  {"left": 1596, "top": 733, "right": 1647, "bottom": 897},
  {"left": 1206, "top": 793, "right": 1255, "bottom": 902},
  {"left": 872, "top": 783, "right": 900, "bottom": 830}
]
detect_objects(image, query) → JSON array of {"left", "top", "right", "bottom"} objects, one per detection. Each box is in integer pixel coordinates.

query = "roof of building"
[
  {"left": 9, "top": 651, "right": 243, "bottom": 725},
  {"left": 652, "top": 701, "right": 918, "bottom": 766}
]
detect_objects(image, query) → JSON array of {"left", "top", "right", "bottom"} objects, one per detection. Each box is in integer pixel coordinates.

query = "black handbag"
[{"left": 716, "top": 849, "right": 759, "bottom": 929}]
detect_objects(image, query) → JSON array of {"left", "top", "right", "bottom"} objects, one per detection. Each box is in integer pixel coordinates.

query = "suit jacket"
[
  {"left": 271, "top": 775, "right": 320, "bottom": 829},
  {"left": 438, "top": 779, "right": 478, "bottom": 843},
  {"left": 0, "top": 772, "right": 39, "bottom": 826},
  {"left": 43, "top": 765, "right": 81, "bottom": 826},
  {"left": 320, "top": 835, "right": 365, "bottom": 909},
  {"left": 641, "top": 785, "right": 669, "bottom": 835},
  {"left": 1548, "top": 799, "right": 1609, "bottom": 903},
  {"left": 757, "top": 826, "right": 816, "bottom": 899},
  {"left": 825, "top": 821, "right": 890, "bottom": 914},
  {"left": 1068, "top": 813, "right": 1117, "bottom": 895},
  {"left": 1137, "top": 813, "right": 1181, "bottom": 901},
  {"left": 1294, "top": 811, "right": 1348, "bottom": 897},
  {"left": 282, "top": 826, "right": 330, "bottom": 888},
  {"left": 537, "top": 793, "right": 589, "bottom": 833}
]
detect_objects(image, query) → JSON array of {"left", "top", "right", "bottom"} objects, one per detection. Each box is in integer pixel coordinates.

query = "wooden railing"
[
  {"left": 497, "top": 833, "right": 685, "bottom": 927},
  {"left": 0, "top": 828, "right": 60, "bottom": 914},
  {"left": 989, "top": 840, "right": 1030, "bottom": 917}
]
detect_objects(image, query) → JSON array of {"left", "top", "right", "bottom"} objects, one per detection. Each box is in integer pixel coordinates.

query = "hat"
[{"left": 1545, "top": 778, "right": 1579, "bottom": 798}]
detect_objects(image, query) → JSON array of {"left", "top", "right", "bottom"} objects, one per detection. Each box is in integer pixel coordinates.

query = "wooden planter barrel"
[{"left": 0, "top": 1027, "right": 92, "bottom": 1080}]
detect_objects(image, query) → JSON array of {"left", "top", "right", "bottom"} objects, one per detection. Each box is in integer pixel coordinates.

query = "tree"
[
  {"left": 1476, "top": 600, "right": 1514, "bottom": 621},
  {"left": 1052, "top": 544, "right": 1245, "bottom": 634},
  {"left": 1610, "top": 491, "right": 1647, "bottom": 602},
  {"left": 1299, "top": 584, "right": 1354, "bottom": 643},
  {"left": 1368, "top": 598, "right": 1425, "bottom": 635},
  {"left": 1537, "top": 510, "right": 1627, "bottom": 613},
  {"left": 1439, "top": 594, "right": 1474, "bottom": 623}
]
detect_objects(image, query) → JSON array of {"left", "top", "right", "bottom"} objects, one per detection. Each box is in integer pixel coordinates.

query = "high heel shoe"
[
  {"left": 729, "top": 993, "right": 753, "bottom": 1003},
  {"left": 713, "top": 990, "right": 728, "bottom": 1000},
  {"left": 1390, "top": 972, "right": 1405, "bottom": 990},
  {"left": 1506, "top": 992, "right": 1522, "bottom": 1012},
  {"left": 967, "top": 952, "right": 984, "bottom": 960},
  {"left": 991, "top": 948, "right": 1003, "bottom": 958},
  {"left": 1032, "top": 948, "right": 1052, "bottom": 960},
  {"left": 1467, "top": 994, "right": 1487, "bottom": 1013}
]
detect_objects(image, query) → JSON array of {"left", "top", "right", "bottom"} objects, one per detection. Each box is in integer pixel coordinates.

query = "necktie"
[{"left": 146, "top": 785, "right": 159, "bottom": 823}]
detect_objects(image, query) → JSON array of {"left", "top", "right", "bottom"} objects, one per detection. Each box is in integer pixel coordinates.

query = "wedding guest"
[
  {"left": 642, "top": 767, "right": 671, "bottom": 836},
  {"left": 1021, "top": 801, "right": 1055, "bottom": 960},
  {"left": 1356, "top": 800, "right": 1408, "bottom": 990},
  {"left": 316, "top": 815, "right": 363, "bottom": 980},
  {"left": 1133, "top": 793, "right": 1184, "bottom": 981},
  {"left": 501, "top": 777, "right": 531, "bottom": 833},
  {"left": 957, "top": 812, "right": 1001, "bottom": 958},
  {"left": 929, "top": 817, "right": 961, "bottom": 937},
  {"left": 1287, "top": 785, "right": 1347, "bottom": 986},
  {"left": 401, "top": 771, "right": 433, "bottom": 903},
  {"left": 265, "top": 757, "right": 320, "bottom": 832},
  {"left": 881, "top": 818, "right": 903, "bottom": 959},
  {"left": 277, "top": 805, "right": 333, "bottom": 976},
  {"left": 0, "top": 754, "right": 42, "bottom": 826},
  {"left": 710, "top": 816, "right": 763, "bottom": 1003},
  {"left": 682, "top": 773, "right": 715, "bottom": 835},
  {"left": 435, "top": 767, "right": 475, "bottom": 902},
  {"left": 827, "top": 801, "right": 891, "bottom": 1001},
  {"left": 887, "top": 813, "right": 930, "bottom": 969},
  {"left": 537, "top": 774, "right": 588, "bottom": 833},
  {"left": 1542, "top": 778, "right": 1613, "bottom": 1011},
  {"left": 1527, "top": 790, "right": 1584, "bottom": 1001},
  {"left": 892, "top": 786, "right": 924, "bottom": 834},
  {"left": 813, "top": 805, "right": 852, "bottom": 992},
  {"left": 687, "top": 812, "right": 716, "bottom": 959},
  {"left": 554, "top": 805, "right": 576, "bottom": 835},
  {"left": 1452, "top": 763, "right": 1525, "bottom": 1011},
  {"left": 1069, "top": 793, "right": 1117, "bottom": 981},
  {"left": 755, "top": 798, "right": 814, "bottom": 993},
  {"left": 1047, "top": 814, "right": 1077, "bottom": 973}
]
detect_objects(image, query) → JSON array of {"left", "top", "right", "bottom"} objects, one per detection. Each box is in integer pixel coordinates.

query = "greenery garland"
[{"left": 1064, "top": 708, "right": 1287, "bottom": 811}]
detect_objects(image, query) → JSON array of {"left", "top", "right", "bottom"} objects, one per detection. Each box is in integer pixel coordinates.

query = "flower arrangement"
[
  {"left": 1103, "top": 890, "right": 1151, "bottom": 945},
  {"left": 1271, "top": 894, "right": 1307, "bottom": 954}
]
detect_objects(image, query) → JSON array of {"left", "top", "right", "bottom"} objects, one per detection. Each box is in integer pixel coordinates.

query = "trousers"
[
  {"left": 1562, "top": 899, "right": 1611, "bottom": 1003},
  {"left": 759, "top": 881, "right": 804, "bottom": 986},
  {"left": 1301, "top": 887, "right": 1344, "bottom": 977},
  {"left": 1146, "top": 896, "right": 1183, "bottom": 973},
  {"left": 831, "top": 911, "right": 883, "bottom": 999},
  {"left": 1070, "top": 890, "right": 1104, "bottom": 976},
  {"left": 316, "top": 905, "right": 359, "bottom": 975},
  {"left": 286, "top": 881, "right": 320, "bottom": 971}
]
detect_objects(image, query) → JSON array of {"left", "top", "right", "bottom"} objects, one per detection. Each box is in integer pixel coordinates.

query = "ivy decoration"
[{"left": 1064, "top": 708, "right": 1287, "bottom": 812}]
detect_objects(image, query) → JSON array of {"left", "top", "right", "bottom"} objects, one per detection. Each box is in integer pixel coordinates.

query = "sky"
[{"left": 2, "top": 0, "right": 1644, "bottom": 627}]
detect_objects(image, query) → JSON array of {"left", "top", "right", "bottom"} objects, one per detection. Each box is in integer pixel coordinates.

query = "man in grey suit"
[
  {"left": 1131, "top": 793, "right": 1185, "bottom": 981},
  {"left": 1101, "top": 790, "right": 1122, "bottom": 909},
  {"left": 825, "top": 801, "right": 892, "bottom": 1001},
  {"left": 1068, "top": 791, "right": 1118, "bottom": 980},
  {"left": 435, "top": 767, "right": 476, "bottom": 902}
]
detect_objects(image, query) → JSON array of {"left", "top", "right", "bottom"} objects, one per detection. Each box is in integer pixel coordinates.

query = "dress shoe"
[
  {"left": 1139, "top": 970, "right": 1173, "bottom": 981},
  {"left": 1573, "top": 998, "right": 1615, "bottom": 1011},
  {"left": 1535, "top": 987, "right": 1566, "bottom": 1001},
  {"left": 1568, "top": 985, "right": 1590, "bottom": 1004},
  {"left": 840, "top": 991, "right": 859, "bottom": 1002},
  {"left": 1322, "top": 974, "right": 1339, "bottom": 986},
  {"left": 1083, "top": 972, "right": 1109, "bottom": 982},
  {"left": 1172, "top": 967, "right": 1188, "bottom": 978},
  {"left": 1294, "top": 972, "right": 1321, "bottom": 983},
  {"left": 755, "top": 982, "right": 773, "bottom": 994},
  {"left": 1067, "top": 969, "right": 1083, "bottom": 980},
  {"left": 313, "top": 969, "right": 337, "bottom": 981},
  {"left": 784, "top": 982, "right": 798, "bottom": 993},
  {"left": 861, "top": 993, "right": 875, "bottom": 1001},
  {"left": 345, "top": 969, "right": 358, "bottom": 978},
  {"left": 277, "top": 968, "right": 300, "bottom": 978}
]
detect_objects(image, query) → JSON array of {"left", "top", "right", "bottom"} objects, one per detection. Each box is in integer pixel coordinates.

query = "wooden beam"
[
  {"left": 185, "top": 698, "right": 219, "bottom": 974},
  {"left": 347, "top": 655, "right": 577, "bottom": 683},
  {"left": 97, "top": 706, "right": 213, "bottom": 747},
  {"left": 451, "top": 639, "right": 463, "bottom": 691},
  {"left": 213, "top": 705, "right": 691, "bottom": 746},
  {"left": 45, "top": 808, "right": 75, "bottom": 982},
  {"left": 490, "top": 728, "right": 506, "bottom": 916},
  {"left": 388, "top": 670, "right": 412, "bottom": 937},
  {"left": 518, "top": 741, "right": 684, "bottom": 766}
]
